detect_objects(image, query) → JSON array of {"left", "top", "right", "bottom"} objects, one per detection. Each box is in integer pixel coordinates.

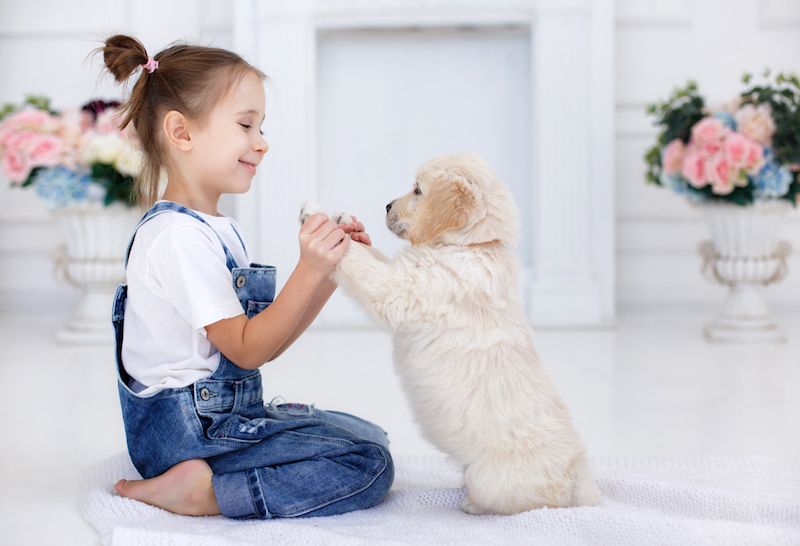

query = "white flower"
[
  {"left": 734, "top": 103, "right": 776, "bottom": 146},
  {"left": 81, "top": 132, "right": 124, "bottom": 165},
  {"left": 115, "top": 144, "right": 143, "bottom": 177},
  {"left": 57, "top": 108, "right": 85, "bottom": 149}
]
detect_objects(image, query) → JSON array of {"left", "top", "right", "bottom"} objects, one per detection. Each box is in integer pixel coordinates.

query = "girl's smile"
[{"left": 239, "top": 159, "right": 258, "bottom": 175}]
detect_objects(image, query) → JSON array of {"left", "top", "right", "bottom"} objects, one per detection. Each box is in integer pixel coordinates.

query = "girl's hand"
[
  {"left": 339, "top": 215, "right": 372, "bottom": 246},
  {"left": 298, "top": 213, "right": 350, "bottom": 278}
]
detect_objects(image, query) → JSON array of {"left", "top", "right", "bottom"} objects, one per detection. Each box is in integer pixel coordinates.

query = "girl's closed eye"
[{"left": 239, "top": 123, "right": 264, "bottom": 136}]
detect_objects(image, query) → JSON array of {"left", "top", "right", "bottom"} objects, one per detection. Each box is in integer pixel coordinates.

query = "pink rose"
[
  {"left": 57, "top": 108, "right": 85, "bottom": 146},
  {"left": 682, "top": 149, "right": 708, "bottom": 188},
  {"left": 723, "top": 132, "right": 751, "bottom": 169},
  {"left": 7, "top": 107, "right": 51, "bottom": 130},
  {"left": 79, "top": 111, "right": 93, "bottom": 132},
  {"left": 7, "top": 130, "right": 36, "bottom": 152},
  {"left": 708, "top": 154, "right": 734, "bottom": 195},
  {"left": 701, "top": 142, "right": 722, "bottom": 156},
  {"left": 662, "top": 139, "right": 686, "bottom": 174},
  {"left": 2, "top": 149, "right": 31, "bottom": 183},
  {"left": 744, "top": 140, "right": 764, "bottom": 173},
  {"left": 95, "top": 109, "right": 124, "bottom": 134},
  {"left": 27, "top": 134, "right": 63, "bottom": 166},
  {"left": 0, "top": 125, "right": 14, "bottom": 148},
  {"left": 691, "top": 117, "right": 728, "bottom": 145}
]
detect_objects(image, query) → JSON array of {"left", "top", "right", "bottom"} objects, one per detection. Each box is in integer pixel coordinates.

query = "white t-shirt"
[{"left": 121, "top": 201, "right": 250, "bottom": 396}]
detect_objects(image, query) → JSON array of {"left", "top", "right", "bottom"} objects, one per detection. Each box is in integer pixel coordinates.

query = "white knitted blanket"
[{"left": 79, "top": 452, "right": 800, "bottom": 545}]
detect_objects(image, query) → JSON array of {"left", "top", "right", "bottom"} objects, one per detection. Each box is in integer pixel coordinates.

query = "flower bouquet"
[
  {"left": 645, "top": 73, "right": 800, "bottom": 205},
  {"left": 0, "top": 95, "right": 143, "bottom": 344},
  {"left": 0, "top": 95, "right": 140, "bottom": 208},
  {"left": 644, "top": 72, "right": 800, "bottom": 343}
]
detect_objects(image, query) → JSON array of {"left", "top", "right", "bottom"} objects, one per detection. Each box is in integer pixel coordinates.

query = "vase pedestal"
[
  {"left": 51, "top": 203, "right": 140, "bottom": 346},
  {"left": 698, "top": 200, "right": 792, "bottom": 345},
  {"left": 703, "top": 284, "right": 785, "bottom": 343},
  {"left": 56, "top": 287, "right": 118, "bottom": 344}
]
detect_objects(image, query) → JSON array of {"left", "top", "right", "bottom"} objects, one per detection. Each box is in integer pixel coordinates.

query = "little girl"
[{"left": 99, "top": 35, "right": 393, "bottom": 519}]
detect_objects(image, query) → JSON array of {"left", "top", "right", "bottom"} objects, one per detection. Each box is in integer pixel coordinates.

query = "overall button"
[
  {"left": 199, "top": 387, "right": 211, "bottom": 401},
  {"left": 236, "top": 275, "right": 246, "bottom": 288}
]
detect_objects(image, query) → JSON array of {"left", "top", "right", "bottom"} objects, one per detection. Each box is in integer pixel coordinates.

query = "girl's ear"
[{"left": 163, "top": 110, "right": 192, "bottom": 151}]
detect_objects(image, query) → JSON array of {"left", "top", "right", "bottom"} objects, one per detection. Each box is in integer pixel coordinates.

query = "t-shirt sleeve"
[{"left": 145, "top": 223, "right": 244, "bottom": 336}]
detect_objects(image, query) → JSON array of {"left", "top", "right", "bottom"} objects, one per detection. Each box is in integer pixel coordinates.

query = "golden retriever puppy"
[{"left": 304, "top": 154, "right": 600, "bottom": 514}]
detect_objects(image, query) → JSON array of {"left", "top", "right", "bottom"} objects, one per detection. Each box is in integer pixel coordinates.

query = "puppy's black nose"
[{"left": 386, "top": 202, "right": 393, "bottom": 213}]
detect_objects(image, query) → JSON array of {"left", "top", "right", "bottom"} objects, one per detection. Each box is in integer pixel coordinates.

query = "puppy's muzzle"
[{"left": 385, "top": 200, "right": 407, "bottom": 238}]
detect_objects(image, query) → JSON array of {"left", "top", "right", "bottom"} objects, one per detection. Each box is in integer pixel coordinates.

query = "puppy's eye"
[{"left": 413, "top": 187, "right": 422, "bottom": 196}]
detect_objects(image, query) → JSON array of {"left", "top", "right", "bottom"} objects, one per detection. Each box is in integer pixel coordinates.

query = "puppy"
[{"left": 302, "top": 154, "right": 600, "bottom": 514}]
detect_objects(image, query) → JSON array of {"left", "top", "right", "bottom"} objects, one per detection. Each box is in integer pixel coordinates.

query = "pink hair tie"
[{"left": 142, "top": 57, "right": 159, "bottom": 74}]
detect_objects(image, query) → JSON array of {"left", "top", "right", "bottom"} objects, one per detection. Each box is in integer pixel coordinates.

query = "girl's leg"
[
  {"left": 313, "top": 409, "right": 391, "bottom": 449},
  {"left": 211, "top": 442, "right": 393, "bottom": 519},
  {"left": 264, "top": 399, "right": 390, "bottom": 450},
  {"left": 114, "top": 459, "right": 221, "bottom": 516},
  {"left": 208, "top": 408, "right": 394, "bottom": 519},
  {"left": 117, "top": 404, "right": 393, "bottom": 519}
]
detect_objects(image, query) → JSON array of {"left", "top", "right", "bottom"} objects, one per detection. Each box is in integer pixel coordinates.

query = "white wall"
[
  {"left": 615, "top": 0, "right": 800, "bottom": 308},
  {"left": 2, "top": 0, "right": 799, "bottom": 314}
]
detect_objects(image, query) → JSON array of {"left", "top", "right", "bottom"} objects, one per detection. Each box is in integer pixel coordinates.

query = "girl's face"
[{"left": 189, "top": 71, "right": 268, "bottom": 196}]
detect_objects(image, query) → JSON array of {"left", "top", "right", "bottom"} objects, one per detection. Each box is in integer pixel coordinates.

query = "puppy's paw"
[
  {"left": 300, "top": 200, "right": 328, "bottom": 224},
  {"left": 459, "top": 494, "right": 490, "bottom": 515},
  {"left": 331, "top": 211, "right": 354, "bottom": 225}
]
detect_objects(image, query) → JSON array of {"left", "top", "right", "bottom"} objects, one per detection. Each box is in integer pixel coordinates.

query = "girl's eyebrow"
[{"left": 236, "top": 109, "right": 265, "bottom": 120}]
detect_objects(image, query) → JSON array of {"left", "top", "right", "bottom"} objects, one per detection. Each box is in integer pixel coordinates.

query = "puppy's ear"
[{"left": 410, "top": 176, "right": 477, "bottom": 245}]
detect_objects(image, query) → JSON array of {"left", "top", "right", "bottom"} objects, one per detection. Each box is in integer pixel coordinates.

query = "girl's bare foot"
[{"left": 114, "top": 459, "right": 221, "bottom": 516}]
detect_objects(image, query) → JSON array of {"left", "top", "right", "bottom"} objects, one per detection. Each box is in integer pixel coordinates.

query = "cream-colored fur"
[{"left": 303, "top": 154, "right": 601, "bottom": 514}]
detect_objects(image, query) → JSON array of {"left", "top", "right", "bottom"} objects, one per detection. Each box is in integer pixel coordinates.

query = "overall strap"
[
  {"left": 229, "top": 222, "right": 248, "bottom": 258},
  {"left": 123, "top": 201, "right": 239, "bottom": 272}
]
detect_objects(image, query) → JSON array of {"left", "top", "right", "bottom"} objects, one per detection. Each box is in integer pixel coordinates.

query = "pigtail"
[{"left": 100, "top": 35, "right": 149, "bottom": 84}]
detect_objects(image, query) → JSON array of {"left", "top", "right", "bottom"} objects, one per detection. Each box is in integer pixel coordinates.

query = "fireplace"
[{"left": 233, "top": 0, "right": 614, "bottom": 326}]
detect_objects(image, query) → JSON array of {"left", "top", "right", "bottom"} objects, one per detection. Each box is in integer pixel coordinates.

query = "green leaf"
[
  {"left": 19, "top": 166, "right": 45, "bottom": 188},
  {"left": 87, "top": 162, "right": 136, "bottom": 207}
]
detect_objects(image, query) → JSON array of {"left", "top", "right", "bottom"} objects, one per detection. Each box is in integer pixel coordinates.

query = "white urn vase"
[
  {"left": 51, "top": 202, "right": 141, "bottom": 344},
  {"left": 698, "top": 200, "right": 792, "bottom": 343}
]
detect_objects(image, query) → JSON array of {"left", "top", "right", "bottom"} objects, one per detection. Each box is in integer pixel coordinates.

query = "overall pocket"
[{"left": 193, "top": 373, "right": 265, "bottom": 444}]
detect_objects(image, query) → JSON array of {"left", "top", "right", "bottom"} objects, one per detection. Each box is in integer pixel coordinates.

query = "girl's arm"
[
  {"left": 266, "top": 216, "right": 371, "bottom": 361},
  {"left": 267, "top": 277, "right": 336, "bottom": 361},
  {"left": 205, "top": 214, "right": 347, "bottom": 369}
]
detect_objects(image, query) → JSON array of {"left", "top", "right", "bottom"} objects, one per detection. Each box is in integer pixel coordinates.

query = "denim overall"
[{"left": 112, "top": 201, "right": 393, "bottom": 519}]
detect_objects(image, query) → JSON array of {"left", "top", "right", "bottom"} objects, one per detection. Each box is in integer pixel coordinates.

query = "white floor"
[{"left": 1, "top": 306, "right": 799, "bottom": 545}]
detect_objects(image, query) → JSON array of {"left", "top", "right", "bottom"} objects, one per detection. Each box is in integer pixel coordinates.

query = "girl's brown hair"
[{"left": 94, "top": 35, "right": 266, "bottom": 207}]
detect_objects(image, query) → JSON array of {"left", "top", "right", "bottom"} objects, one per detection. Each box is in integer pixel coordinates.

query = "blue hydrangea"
[
  {"left": 713, "top": 111, "right": 736, "bottom": 131},
  {"left": 33, "top": 166, "right": 92, "bottom": 209},
  {"left": 660, "top": 171, "right": 689, "bottom": 194},
  {"left": 660, "top": 172, "right": 705, "bottom": 202},
  {"left": 753, "top": 148, "right": 793, "bottom": 199}
]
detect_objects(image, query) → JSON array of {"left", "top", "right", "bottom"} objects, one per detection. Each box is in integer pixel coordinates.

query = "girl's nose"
[{"left": 254, "top": 138, "right": 269, "bottom": 154}]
